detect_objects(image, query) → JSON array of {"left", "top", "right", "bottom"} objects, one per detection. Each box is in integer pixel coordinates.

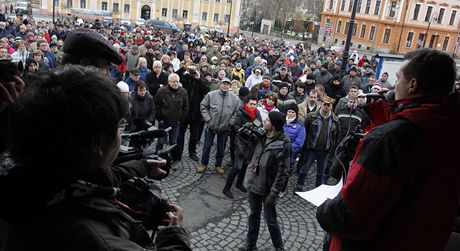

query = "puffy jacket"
[
  {"left": 200, "top": 90, "right": 239, "bottom": 133},
  {"left": 180, "top": 73, "right": 210, "bottom": 120},
  {"left": 244, "top": 132, "right": 291, "bottom": 197},
  {"left": 317, "top": 93, "right": 460, "bottom": 251},
  {"left": 283, "top": 119, "right": 306, "bottom": 163},
  {"left": 154, "top": 85, "right": 189, "bottom": 123},
  {"left": 277, "top": 93, "right": 296, "bottom": 114},
  {"left": 231, "top": 68, "right": 245, "bottom": 84},
  {"left": 128, "top": 93, "right": 155, "bottom": 132}
]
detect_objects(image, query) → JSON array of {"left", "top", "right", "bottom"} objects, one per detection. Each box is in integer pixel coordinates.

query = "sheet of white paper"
[{"left": 295, "top": 178, "right": 343, "bottom": 207}]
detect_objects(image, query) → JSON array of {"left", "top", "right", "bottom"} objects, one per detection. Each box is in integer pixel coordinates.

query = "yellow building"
[
  {"left": 319, "top": 0, "right": 459, "bottom": 54},
  {"left": 39, "top": 0, "right": 242, "bottom": 33}
]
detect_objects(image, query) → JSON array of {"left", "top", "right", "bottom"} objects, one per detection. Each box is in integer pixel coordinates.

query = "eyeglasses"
[{"left": 323, "top": 103, "right": 332, "bottom": 107}]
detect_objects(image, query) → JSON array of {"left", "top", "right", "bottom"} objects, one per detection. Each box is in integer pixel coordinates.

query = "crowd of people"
[{"left": 1, "top": 10, "right": 460, "bottom": 251}]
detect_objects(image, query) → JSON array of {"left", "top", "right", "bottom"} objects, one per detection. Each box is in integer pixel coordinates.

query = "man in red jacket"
[{"left": 317, "top": 48, "right": 460, "bottom": 251}]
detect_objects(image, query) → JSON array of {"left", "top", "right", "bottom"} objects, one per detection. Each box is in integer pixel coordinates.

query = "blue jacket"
[{"left": 283, "top": 119, "right": 306, "bottom": 163}]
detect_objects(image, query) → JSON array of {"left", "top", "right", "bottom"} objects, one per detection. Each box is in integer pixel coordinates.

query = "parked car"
[
  {"left": 15, "top": 1, "right": 28, "bottom": 15},
  {"left": 145, "top": 19, "right": 179, "bottom": 33}
]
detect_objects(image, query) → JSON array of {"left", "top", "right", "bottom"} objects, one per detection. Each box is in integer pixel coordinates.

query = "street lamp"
[
  {"left": 227, "top": 0, "right": 233, "bottom": 36},
  {"left": 423, "top": 12, "right": 438, "bottom": 48}
]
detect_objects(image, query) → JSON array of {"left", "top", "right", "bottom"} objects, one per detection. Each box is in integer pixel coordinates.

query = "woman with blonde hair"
[{"left": 137, "top": 57, "right": 151, "bottom": 82}]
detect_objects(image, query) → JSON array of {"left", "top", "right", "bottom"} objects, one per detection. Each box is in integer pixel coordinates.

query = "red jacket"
[{"left": 317, "top": 92, "right": 460, "bottom": 251}]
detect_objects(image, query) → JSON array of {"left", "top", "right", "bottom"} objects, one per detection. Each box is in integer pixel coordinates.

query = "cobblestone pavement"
[{"left": 157, "top": 138, "right": 326, "bottom": 251}]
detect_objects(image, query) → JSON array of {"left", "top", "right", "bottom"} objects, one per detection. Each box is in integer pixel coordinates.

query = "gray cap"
[
  {"left": 63, "top": 29, "right": 123, "bottom": 64},
  {"left": 220, "top": 78, "right": 231, "bottom": 84}
]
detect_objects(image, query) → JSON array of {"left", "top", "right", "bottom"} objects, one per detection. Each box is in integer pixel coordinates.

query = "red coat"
[{"left": 317, "top": 92, "right": 460, "bottom": 251}]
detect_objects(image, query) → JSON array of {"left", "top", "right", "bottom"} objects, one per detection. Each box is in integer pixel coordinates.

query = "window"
[
  {"left": 225, "top": 14, "right": 230, "bottom": 24},
  {"left": 405, "top": 32, "right": 414, "bottom": 47},
  {"left": 369, "top": 26, "right": 376, "bottom": 40},
  {"left": 383, "top": 28, "right": 391, "bottom": 43},
  {"left": 449, "top": 10, "right": 457, "bottom": 25},
  {"left": 162, "top": 8, "right": 167, "bottom": 17},
  {"left": 352, "top": 23, "right": 357, "bottom": 36},
  {"left": 101, "top": 2, "right": 107, "bottom": 11},
  {"left": 416, "top": 34, "right": 425, "bottom": 48},
  {"left": 336, "top": 20, "right": 342, "bottom": 33},
  {"left": 341, "top": 0, "right": 346, "bottom": 11},
  {"left": 360, "top": 24, "right": 366, "bottom": 38},
  {"left": 113, "top": 3, "right": 119, "bottom": 12},
  {"left": 365, "top": 0, "right": 371, "bottom": 14},
  {"left": 182, "top": 10, "right": 188, "bottom": 19},
  {"left": 172, "top": 9, "right": 178, "bottom": 18},
  {"left": 442, "top": 36, "right": 450, "bottom": 50},
  {"left": 67, "top": 0, "right": 72, "bottom": 8},
  {"left": 389, "top": 1, "right": 396, "bottom": 17},
  {"left": 329, "top": 0, "right": 334, "bottom": 10},
  {"left": 356, "top": 0, "right": 362, "bottom": 13},
  {"left": 425, "top": 6, "right": 433, "bottom": 22},
  {"left": 438, "top": 8, "right": 444, "bottom": 24},
  {"left": 413, "top": 4, "right": 420, "bottom": 20},
  {"left": 202, "top": 12, "right": 208, "bottom": 21},
  {"left": 213, "top": 13, "right": 219, "bottom": 22},
  {"left": 348, "top": 0, "right": 353, "bottom": 12},
  {"left": 374, "top": 0, "right": 381, "bottom": 15},
  {"left": 54, "top": 0, "right": 60, "bottom": 7},
  {"left": 227, "top": 0, "right": 232, "bottom": 3},
  {"left": 344, "top": 22, "right": 350, "bottom": 34},
  {"left": 80, "top": 0, "right": 86, "bottom": 9},
  {"left": 124, "top": 4, "right": 130, "bottom": 13}
]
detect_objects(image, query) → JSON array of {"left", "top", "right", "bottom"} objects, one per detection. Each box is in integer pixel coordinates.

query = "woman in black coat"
[{"left": 127, "top": 81, "right": 155, "bottom": 132}]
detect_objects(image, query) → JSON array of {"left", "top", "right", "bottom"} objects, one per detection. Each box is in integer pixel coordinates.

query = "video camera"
[
  {"left": 115, "top": 127, "right": 178, "bottom": 180},
  {"left": 238, "top": 120, "right": 266, "bottom": 146},
  {"left": 0, "top": 58, "right": 24, "bottom": 82}
]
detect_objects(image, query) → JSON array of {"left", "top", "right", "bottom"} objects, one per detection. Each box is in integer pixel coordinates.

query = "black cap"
[
  {"left": 63, "top": 29, "right": 123, "bottom": 64},
  {"left": 130, "top": 68, "right": 141, "bottom": 75},
  {"left": 268, "top": 111, "right": 286, "bottom": 131}
]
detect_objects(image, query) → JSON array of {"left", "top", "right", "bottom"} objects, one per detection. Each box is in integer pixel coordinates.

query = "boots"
[
  {"left": 222, "top": 167, "right": 239, "bottom": 199},
  {"left": 235, "top": 166, "right": 247, "bottom": 193}
]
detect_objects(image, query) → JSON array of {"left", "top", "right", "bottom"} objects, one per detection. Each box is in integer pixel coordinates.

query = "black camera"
[
  {"left": 118, "top": 177, "right": 170, "bottom": 232},
  {"left": 0, "top": 58, "right": 24, "bottom": 82},
  {"left": 237, "top": 120, "right": 266, "bottom": 146},
  {"left": 115, "top": 127, "right": 178, "bottom": 180}
]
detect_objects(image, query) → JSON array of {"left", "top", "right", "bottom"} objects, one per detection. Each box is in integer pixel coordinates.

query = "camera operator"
[
  {"left": 0, "top": 65, "right": 191, "bottom": 250},
  {"left": 317, "top": 49, "right": 460, "bottom": 250},
  {"left": 241, "top": 111, "right": 290, "bottom": 251}
]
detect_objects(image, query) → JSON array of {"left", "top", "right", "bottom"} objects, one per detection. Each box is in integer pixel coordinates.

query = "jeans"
[
  {"left": 177, "top": 118, "right": 201, "bottom": 157},
  {"left": 246, "top": 192, "right": 284, "bottom": 249},
  {"left": 200, "top": 129, "right": 228, "bottom": 167},
  {"left": 155, "top": 121, "right": 180, "bottom": 155},
  {"left": 297, "top": 149, "right": 329, "bottom": 188}
]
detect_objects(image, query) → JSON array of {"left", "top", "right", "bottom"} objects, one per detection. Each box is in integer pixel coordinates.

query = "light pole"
[
  {"left": 227, "top": 0, "right": 233, "bottom": 36},
  {"left": 340, "top": 0, "right": 359, "bottom": 74},
  {"left": 52, "top": 0, "right": 56, "bottom": 24},
  {"left": 422, "top": 12, "right": 438, "bottom": 48}
]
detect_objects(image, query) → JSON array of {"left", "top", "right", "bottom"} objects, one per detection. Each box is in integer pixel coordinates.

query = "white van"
[{"left": 15, "top": 1, "right": 28, "bottom": 14}]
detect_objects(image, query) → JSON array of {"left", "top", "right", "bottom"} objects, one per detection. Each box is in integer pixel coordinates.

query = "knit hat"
[
  {"left": 268, "top": 111, "right": 286, "bottom": 131},
  {"left": 279, "top": 82, "right": 290, "bottom": 91},
  {"left": 262, "top": 74, "right": 272, "bottom": 81},
  {"left": 117, "top": 81, "right": 129, "bottom": 93},
  {"left": 238, "top": 86, "right": 250, "bottom": 98},
  {"left": 286, "top": 103, "right": 299, "bottom": 115}
]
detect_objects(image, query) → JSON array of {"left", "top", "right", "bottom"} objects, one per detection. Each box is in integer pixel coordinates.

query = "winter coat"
[
  {"left": 231, "top": 68, "right": 245, "bottom": 84},
  {"left": 0, "top": 161, "right": 192, "bottom": 251},
  {"left": 244, "top": 132, "right": 291, "bottom": 197},
  {"left": 145, "top": 71, "right": 169, "bottom": 97},
  {"left": 303, "top": 110, "right": 340, "bottom": 153},
  {"left": 335, "top": 104, "right": 370, "bottom": 141},
  {"left": 289, "top": 90, "right": 307, "bottom": 104},
  {"left": 325, "top": 83, "right": 347, "bottom": 107},
  {"left": 317, "top": 93, "right": 460, "bottom": 251},
  {"left": 200, "top": 90, "right": 239, "bottom": 133},
  {"left": 298, "top": 101, "right": 320, "bottom": 124},
  {"left": 277, "top": 93, "right": 297, "bottom": 114},
  {"left": 154, "top": 85, "right": 189, "bottom": 123},
  {"left": 128, "top": 93, "right": 155, "bottom": 132},
  {"left": 283, "top": 119, "right": 306, "bottom": 163},
  {"left": 250, "top": 83, "right": 280, "bottom": 101},
  {"left": 232, "top": 105, "right": 263, "bottom": 160},
  {"left": 342, "top": 74, "right": 362, "bottom": 91},
  {"left": 180, "top": 73, "right": 210, "bottom": 120}
]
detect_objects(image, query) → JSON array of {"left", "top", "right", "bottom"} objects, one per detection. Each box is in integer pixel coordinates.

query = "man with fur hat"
[
  {"left": 241, "top": 110, "right": 291, "bottom": 251},
  {"left": 296, "top": 96, "right": 339, "bottom": 190}
]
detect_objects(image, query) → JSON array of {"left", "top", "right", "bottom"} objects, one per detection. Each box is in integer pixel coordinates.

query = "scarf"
[
  {"left": 286, "top": 116, "right": 295, "bottom": 124},
  {"left": 244, "top": 104, "right": 257, "bottom": 122},
  {"left": 262, "top": 101, "right": 275, "bottom": 112}
]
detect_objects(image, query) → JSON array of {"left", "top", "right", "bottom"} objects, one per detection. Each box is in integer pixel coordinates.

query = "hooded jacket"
[{"left": 317, "top": 92, "right": 460, "bottom": 251}]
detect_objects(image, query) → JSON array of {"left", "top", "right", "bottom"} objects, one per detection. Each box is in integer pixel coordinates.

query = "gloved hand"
[{"left": 265, "top": 192, "right": 277, "bottom": 204}]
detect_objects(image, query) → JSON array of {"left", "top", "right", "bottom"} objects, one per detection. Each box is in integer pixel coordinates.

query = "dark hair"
[
  {"left": 265, "top": 92, "right": 278, "bottom": 104},
  {"left": 244, "top": 95, "right": 258, "bottom": 104},
  {"left": 349, "top": 84, "right": 359, "bottom": 91},
  {"left": 403, "top": 49, "right": 456, "bottom": 96},
  {"left": 8, "top": 65, "right": 128, "bottom": 173}
]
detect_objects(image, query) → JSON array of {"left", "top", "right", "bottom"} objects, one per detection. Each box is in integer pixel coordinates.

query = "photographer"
[
  {"left": 0, "top": 65, "right": 191, "bottom": 250},
  {"left": 317, "top": 49, "right": 460, "bottom": 250},
  {"left": 241, "top": 111, "right": 290, "bottom": 251}
]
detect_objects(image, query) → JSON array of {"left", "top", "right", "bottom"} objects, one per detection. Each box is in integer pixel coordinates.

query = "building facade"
[
  {"left": 319, "top": 0, "right": 460, "bottom": 54},
  {"left": 40, "top": 0, "right": 242, "bottom": 33}
]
